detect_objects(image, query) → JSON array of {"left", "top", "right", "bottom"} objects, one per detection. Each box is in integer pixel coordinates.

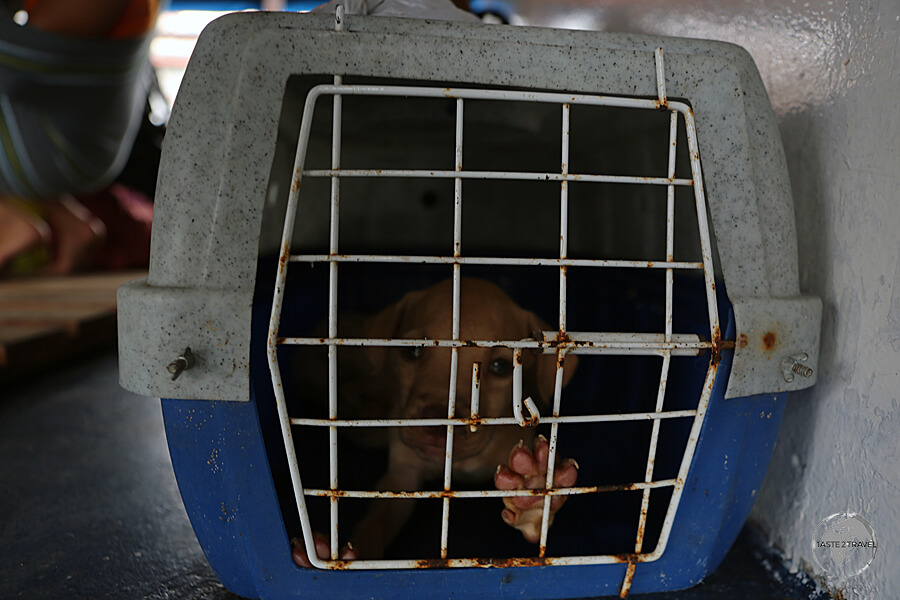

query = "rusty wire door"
[{"left": 266, "top": 48, "right": 721, "bottom": 594}]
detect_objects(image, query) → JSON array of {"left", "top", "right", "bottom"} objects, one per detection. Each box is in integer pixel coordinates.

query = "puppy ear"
[
  {"left": 362, "top": 290, "right": 419, "bottom": 374},
  {"left": 521, "top": 309, "right": 579, "bottom": 408}
]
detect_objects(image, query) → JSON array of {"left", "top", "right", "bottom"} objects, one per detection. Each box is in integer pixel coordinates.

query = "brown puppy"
[{"left": 293, "top": 278, "right": 579, "bottom": 565}]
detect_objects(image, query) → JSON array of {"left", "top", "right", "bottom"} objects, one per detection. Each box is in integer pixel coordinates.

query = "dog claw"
[
  {"left": 501, "top": 508, "right": 517, "bottom": 527},
  {"left": 494, "top": 436, "right": 578, "bottom": 543},
  {"left": 340, "top": 543, "right": 358, "bottom": 561}
]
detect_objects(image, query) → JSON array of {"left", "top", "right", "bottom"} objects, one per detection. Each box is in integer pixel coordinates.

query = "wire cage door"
[{"left": 266, "top": 46, "right": 721, "bottom": 595}]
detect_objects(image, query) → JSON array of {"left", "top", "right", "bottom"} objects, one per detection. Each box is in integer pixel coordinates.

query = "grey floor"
[{"left": 0, "top": 352, "right": 828, "bottom": 600}]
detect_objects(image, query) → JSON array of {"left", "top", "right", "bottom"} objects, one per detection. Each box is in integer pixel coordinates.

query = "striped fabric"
[{"left": 0, "top": 17, "right": 151, "bottom": 199}]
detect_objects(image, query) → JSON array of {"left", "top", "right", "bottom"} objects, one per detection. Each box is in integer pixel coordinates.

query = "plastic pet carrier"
[{"left": 118, "top": 8, "right": 822, "bottom": 599}]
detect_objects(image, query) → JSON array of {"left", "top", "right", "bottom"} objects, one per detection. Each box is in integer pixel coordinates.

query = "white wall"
[{"left": 514, "top": 1, "right": 899, "bottom": 597}]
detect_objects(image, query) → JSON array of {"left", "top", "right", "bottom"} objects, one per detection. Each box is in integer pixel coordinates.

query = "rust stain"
[
  {"left": 763, "top": 332, "right": 776, "bottom": 350},
  {"left": 412, "top": 556, "right": 556, "bottom": 569},
  {"left": 414, "top": 558, "right": 446, "bottom": 569},
  {"left": 619, "top": 562, "right": 637, "bottom": 598},
  {"left": 710, "top": 326, "right": 723, "bottom": 365},
  {"left": 737, "top": 333, "right": 749, "bottom": 348},
  {"left": 323, "top": 489, "right": 458, "bottom": 499},
  {"left": 635, "top": 515, "right": 647, "bottom": 550},
  {"left": 480, "top": 556, "right": 554, "bottom": 568},
  {"left": 612, "top": 553, "right": 642, "bottom": 564}
]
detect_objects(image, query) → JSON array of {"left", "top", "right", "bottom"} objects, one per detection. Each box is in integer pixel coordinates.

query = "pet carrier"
[{"left": 118, "top": 9, "right": 821, "bottom": 599}]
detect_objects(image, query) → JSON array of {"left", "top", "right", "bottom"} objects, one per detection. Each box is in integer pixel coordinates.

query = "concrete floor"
[{"left": 0, "top": 352, "right": 829, "bottom": 600}]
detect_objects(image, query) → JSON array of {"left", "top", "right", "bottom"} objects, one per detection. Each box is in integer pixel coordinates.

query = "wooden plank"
[
  {"left": 0, "top": 271, "right": 143, "bottom": 299},
  {"left": 0, "top": 324, "right": 69, "bottom": 369},
  {"left": 0, "top": 310, "right": 116, "bottom": 337},
  {"left": 0, "top": 304, "right": 116, "bottom": 320},
  {"left": 0, "top": 271, "right": 146, "bottom": 385}
]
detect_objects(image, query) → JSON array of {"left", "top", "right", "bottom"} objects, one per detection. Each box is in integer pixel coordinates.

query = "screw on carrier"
[{"left": 167, "top": 348, "right": 195, "bottom": 381}]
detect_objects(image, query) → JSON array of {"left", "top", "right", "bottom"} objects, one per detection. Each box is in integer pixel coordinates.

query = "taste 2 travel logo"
[{"left": 812, "top": 512, "right": 877, "bottom": 579}]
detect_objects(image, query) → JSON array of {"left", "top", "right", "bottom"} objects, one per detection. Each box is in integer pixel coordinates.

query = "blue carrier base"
[
  {"left": 161, "top": 353, "right": 786, "bottom": 598},
  {"left": 161, "top": 269, "right": 787, "bottom": 599}
]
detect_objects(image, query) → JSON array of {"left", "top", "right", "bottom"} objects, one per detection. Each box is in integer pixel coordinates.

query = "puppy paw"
[
  {"left": 493, "top": 435, "right": 578, "bottom": 543},
  {"left": 291, "top": 533, "right": 358, "bottom": 567}
]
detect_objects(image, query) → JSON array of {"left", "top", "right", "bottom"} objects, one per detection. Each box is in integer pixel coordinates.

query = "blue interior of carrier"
[{"left": 160, "top": 257, "right": 787, "bottom": 599}]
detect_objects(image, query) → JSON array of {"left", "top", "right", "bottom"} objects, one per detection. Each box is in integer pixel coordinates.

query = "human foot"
[{"left": 42, "top": 195, "right": 106, "bottom": 275}]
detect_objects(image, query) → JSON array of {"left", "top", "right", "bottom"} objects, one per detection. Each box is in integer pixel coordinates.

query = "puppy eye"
[
  {"left": 488, "top": 358, "right": 512, "bottom": 376},
  {"left": 404, "top": 346, "right": 425, "bottom": 361}
]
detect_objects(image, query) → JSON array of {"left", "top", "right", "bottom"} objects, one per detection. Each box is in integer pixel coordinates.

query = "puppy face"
[
  {"left": 389, "top": 344, "right": 517, "bottom": 464},
  {"left": 364, "top": 278, "right": 577, "bottom": 477}
]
